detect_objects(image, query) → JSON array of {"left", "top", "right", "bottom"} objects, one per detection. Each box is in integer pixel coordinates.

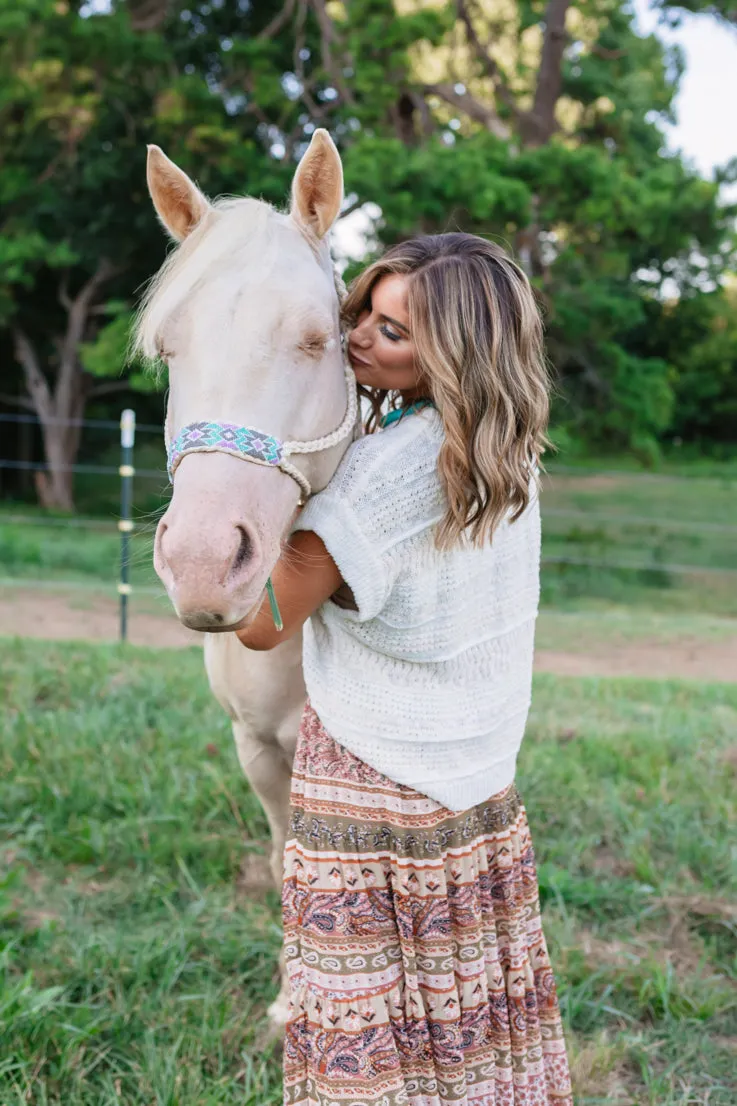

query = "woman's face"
[{"left": 347, "top": 274, "right": 425, "bottom": 399}]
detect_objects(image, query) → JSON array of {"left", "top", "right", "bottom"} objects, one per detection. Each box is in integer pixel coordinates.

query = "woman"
[{"left": 238, "top": 233, "right": 573, "bottom": 1106}]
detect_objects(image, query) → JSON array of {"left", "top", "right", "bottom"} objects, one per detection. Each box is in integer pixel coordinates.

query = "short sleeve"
[
  {"left": 291, "top": 413, "right": 443, "bottom": 621},
  {"left": 292, "top": 489, "right": 392, "bottom": 621}
]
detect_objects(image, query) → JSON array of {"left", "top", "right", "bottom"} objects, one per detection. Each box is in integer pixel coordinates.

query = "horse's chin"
[
  {"left": 172, "top": 591, "right": 264, "bottom": 634},
  {"left": 178, "top": 609, "right": 251, "bottom": 633},
  {"left": 159, "top": 560, "right": 270, "bottom": 635}
]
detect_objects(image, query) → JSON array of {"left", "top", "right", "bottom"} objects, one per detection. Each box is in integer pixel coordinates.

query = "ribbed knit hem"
[{"left": 404, "top": 750, "right": 518, "bottom": 812}]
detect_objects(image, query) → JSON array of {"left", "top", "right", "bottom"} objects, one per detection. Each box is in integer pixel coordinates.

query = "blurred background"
[
  {"left": 0, "top": 0, "right": 736, "bottom": 646},
  {"left": 0, "top": 0, "right": 735, "bottom": 667},
  {"left": 1, "top": 5, "right": 736, "bottom": 1103}
]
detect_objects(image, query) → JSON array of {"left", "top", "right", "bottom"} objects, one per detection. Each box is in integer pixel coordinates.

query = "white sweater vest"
[{"left": 292, "top": 407, "right": 541, "bottom": 812}]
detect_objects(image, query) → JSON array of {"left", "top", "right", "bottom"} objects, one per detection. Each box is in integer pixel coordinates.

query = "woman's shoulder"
[
  {"left": 341, "top": 407, "right": 442, "bottom": 482},
  {"left": 318, "top": 408, "right": 443, "bottom": 531}
]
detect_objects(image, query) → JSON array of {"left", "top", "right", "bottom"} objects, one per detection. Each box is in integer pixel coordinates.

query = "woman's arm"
[{"left": 235, "top": 529, "right": 343, "bottom": 651}]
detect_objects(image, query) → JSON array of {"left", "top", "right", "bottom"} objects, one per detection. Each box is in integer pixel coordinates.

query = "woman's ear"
[
  {"left": 290, "top": 129, "right": 343, "bottom": 239},
  {"left": 146, "top": 145, "right": 210, "bottom": 241}
]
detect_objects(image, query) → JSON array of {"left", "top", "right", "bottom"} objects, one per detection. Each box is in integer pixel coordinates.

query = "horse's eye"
[{"left": 298, "top": 331, "right": 329, "bottom": 358}]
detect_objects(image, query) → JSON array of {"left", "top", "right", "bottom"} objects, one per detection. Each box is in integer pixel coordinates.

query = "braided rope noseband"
[{"left": 166, "top": 361, "right": 358, "bottom": 502}]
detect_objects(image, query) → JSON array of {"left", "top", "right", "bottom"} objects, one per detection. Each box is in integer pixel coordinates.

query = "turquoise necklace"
[{"left": 380, "top": 398, "right": 435, "bottom": 429}]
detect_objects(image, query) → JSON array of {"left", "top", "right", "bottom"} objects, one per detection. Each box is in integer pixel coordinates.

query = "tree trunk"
[
  {"left": 128, "top": 0, "right": 170, "bottom": 31},
  {"left": 520, "top": 0, "right": 571, "bottom": 148},
  {"left": 13, "top": 327, "right": 81, "bottom": 512},
  {"left": 34, "top": 377, "right": 87, "bottom": 512},
  {"left": 34, "top": 423, "right": 76, "bottom": 512},
  {"left": 12, "top": 258, "right": 120, "bottom": 512},
  {"left": 515, "top": 0, "right": 572, "bottom": 275}
]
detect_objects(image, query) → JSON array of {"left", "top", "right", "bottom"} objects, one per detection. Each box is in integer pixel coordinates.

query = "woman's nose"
[{"left": 350, "top": 322, "right": 372, "bottom": 348}]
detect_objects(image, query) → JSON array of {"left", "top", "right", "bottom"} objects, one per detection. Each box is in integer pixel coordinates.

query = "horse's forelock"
[{"left": 133, "top": 198, "right": 278, "bottom": 363}]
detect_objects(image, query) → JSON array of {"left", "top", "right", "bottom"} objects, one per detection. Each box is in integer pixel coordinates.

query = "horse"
[{"left": 136, "top": 130, "right": 358, "bottom": 1026}]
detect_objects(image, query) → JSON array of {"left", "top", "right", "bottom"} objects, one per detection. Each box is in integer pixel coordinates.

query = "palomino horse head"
[{"left": 137, "top": 131, "right": 356, "bottom": 631}]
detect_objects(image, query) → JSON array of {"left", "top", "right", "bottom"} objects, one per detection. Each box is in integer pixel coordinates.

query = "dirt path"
[
  {"left": 537, "top": 642, "right": 736, "bottom": 682},
  {"left": 0, "top": 585, "right": 200, "bottom": 648},
  {"left": 1, "top": 584, "right": 736, "bottom": 681}
]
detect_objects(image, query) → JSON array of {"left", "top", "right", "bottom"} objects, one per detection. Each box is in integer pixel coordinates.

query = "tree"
[
  {"left": 655, "top": 0, "right": 737, "bottom": 25},
  {"left": 237, "top": 0, "right": 733, "bottom": 456},
  {"left": 632, "top": 285, "right": 737, "bottom": 446},
  {"left": 1, "top": 0, "right": 734, "bottom": 511},
  {"left": 0, "top": 0, "right": 292, "bottom": 509},
  {"left": 0, "top": 1, "right": 164, "bottom": 507}
]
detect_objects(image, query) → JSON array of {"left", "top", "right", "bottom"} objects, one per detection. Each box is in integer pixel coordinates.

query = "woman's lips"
[{"left": 349, "top": 349, "right": 371, "bottom": 368}]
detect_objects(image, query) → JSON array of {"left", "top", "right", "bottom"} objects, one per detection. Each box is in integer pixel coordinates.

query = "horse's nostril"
[
  {"left": 153, "top": 521, "right": 170, "bottom": 573},
  {"left": 229, "top": 525, "right": 254, "bottom": 581}
]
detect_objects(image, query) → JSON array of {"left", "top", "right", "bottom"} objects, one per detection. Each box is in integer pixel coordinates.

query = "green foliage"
[
  {"left": 634, "top": 289, "right": 737, "bottom": 443},
  {"left": 345, "top": 133, "right": 532, "bottom": 237},
  {"left": 79, "top": 308, "right": 158, "bottom": 393},
  {"left": 656, "top": 0, "right": 737, "bottom": 26},
  {"left": 0, "top": 0, "right": 293, "bottom": 408},
  {"left": 0, "top": 0, "right": 735, "bottom": 491}
]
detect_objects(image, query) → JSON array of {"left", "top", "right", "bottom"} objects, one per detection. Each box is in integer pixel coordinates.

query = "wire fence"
[
  {"left": 1, "top": 411, "right": 736, "bottom": 640},
  {"left": 0, "top": 413, "right": 157, "bottom": 431},
  {"left": 0, "top": 459, "right": 165, "bottom": 478},
  {"left": 4, "top": 505, "right": 737, "bottom": 537}
]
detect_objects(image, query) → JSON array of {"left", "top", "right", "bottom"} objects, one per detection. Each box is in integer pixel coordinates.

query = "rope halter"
[{"left": 166, "top": 361, "right": 358, "bottom": 503}]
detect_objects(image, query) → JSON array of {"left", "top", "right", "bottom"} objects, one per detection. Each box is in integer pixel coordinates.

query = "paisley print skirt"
[{"left": 282, "top": 702, "right": 573, "bottom": 1106}]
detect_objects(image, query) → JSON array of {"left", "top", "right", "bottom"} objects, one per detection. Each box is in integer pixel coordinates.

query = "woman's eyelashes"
[
  {"left": 379, "top": 324, "right": 402, "bottom": 343},
  {"left": 356, "top": 303, "right": 404, "bottom": 342}
]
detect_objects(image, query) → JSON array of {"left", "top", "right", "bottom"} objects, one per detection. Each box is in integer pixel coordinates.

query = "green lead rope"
[{"left": 265, "top": 576, "right": 284, "bottom": 632}]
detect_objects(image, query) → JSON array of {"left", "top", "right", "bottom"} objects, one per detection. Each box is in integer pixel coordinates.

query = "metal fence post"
[{"left": 118, "top": 409, "right": 136, "bottom": 642}]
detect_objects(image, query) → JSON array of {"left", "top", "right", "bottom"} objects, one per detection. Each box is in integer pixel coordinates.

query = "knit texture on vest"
[{"left": 291, "top": 407, "right": 541, "bottom": 812}]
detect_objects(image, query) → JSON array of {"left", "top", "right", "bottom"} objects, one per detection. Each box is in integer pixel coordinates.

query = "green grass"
[
  {"left": 2, "top": 463, "right": 735, "bottom": 614},
  {"left": 546, "top": 449, "right": 737, "bottom": 479},
  {"left": 1, "top": 640, "right": 735, "bottom": 1104},
  {"left": 535, "top": 606, "right": 737, "bottom": 652},
  {"left": 539, "top": 467, "right": 737, "bottom": 617},
  {"left": 0, "top": 639, "right": 280, "bottom": 1105},
  {"left": 0, "top": 511, "right": 159, "bottom": 589}
]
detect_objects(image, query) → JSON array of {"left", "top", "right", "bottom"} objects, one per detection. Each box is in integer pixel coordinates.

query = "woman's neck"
[{"left": 399, "top": 388, "right": 430, "bottom": 405}]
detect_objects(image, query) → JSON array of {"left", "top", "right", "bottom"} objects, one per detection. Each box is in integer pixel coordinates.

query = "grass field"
[
  {"left": 2, "top": 464, "right": 736, "bottom": 618},
  {"left": 1, "top": 639, "right": 735, "bottom": 1104},
  {"left": 0, "top": 510, "right": 160, "bottom": 591},
  {"left": 539, "top": 468, "right": 737, "bottom": 617}
]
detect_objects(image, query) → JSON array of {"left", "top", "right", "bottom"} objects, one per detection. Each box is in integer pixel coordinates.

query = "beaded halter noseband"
[{"left": 166, "top": 361, "right": 358, "bottom": 502}]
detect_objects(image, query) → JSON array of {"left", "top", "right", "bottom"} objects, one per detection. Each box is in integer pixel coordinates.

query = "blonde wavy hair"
[{"left": 342, "top": 233, "right": 550, "bottom": 550}]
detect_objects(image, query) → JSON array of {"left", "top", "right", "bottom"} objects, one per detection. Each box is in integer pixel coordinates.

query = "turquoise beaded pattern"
[{"left": 167, "top": 421, "right": 284, "bottom": 481}]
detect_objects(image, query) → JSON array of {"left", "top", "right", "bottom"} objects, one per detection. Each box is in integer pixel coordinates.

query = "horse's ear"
[
  {"left": 146, "top": 145, "right": 210, "bottom": 241},
  {"left": 291, "top": 129, "right": 343, "bottom": 239}
]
